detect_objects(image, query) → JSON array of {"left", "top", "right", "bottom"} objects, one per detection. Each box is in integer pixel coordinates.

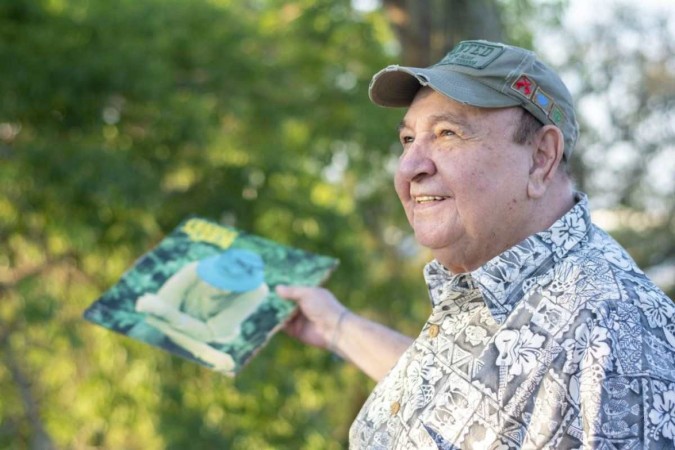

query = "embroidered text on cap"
[{"left": 437, "top": 41, "right": 505, "bottom": 70}]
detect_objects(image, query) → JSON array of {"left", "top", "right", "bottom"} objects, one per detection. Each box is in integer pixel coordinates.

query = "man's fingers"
[
  {"left": 275, "top": 285, "right": 315, "bottom": 301},
  {"left": 275, "top": 284, "right": 292, "bottom": 297}
]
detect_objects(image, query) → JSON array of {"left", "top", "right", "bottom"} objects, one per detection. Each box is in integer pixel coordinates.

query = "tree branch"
[
  {"left": 0, "top": 252, "right": 77, "bottom": 293},
  {"left": 3, "top": 345, "right": 55, "bottom": 450}
]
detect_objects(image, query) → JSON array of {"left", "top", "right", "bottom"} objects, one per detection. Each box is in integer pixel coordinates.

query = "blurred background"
[{"left": 1, "top": 0, "right": 673, "bottom": 448}]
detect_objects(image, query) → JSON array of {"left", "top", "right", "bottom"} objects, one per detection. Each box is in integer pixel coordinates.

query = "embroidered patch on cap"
[
  {"left": 533, "top": 87, "right": 554, "bottom": 114},
  {"left": 549, "top": 105, "right": 566, "bottom": 126},
  {"left": 511, "top": 75, "right": 535, "bottom": 98},
  {"left": 437, "top": 41, "right": 504, "bottom": 70}
]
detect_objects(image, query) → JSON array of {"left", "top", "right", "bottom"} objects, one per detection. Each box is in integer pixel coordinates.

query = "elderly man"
[{"left": 277, "top": 40, "right": 675, "bottom": 449}]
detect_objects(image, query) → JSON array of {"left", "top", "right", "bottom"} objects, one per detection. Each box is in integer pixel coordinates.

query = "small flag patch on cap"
[
  {"left": 511, "top": 75, "right": 535, "bottom": 98},
  {"left": 533, "top": 87, "right": 554, "bottom": 114},
  {"left": 549, "top": 105, "right": 566, "bottom": 126}
]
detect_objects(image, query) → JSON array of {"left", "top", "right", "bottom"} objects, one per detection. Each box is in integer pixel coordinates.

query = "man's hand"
[
  {"left": 276, "top": 285, "right": 414, "bottom": 381},
  {"left": 275, "top": 285, "right": 349, "bottom": 351}
]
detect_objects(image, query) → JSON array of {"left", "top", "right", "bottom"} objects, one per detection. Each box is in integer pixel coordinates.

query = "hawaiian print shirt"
[{"left": 350, "top": 194, "right": 675, "bottom": 449}]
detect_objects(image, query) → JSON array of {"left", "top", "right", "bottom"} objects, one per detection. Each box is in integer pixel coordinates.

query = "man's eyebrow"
[
  {"left": 397, "top": 113, "right": 471, "bottom": 133},
  {"left": 428, "top": 113, "right": 470, "bottom": 128}
]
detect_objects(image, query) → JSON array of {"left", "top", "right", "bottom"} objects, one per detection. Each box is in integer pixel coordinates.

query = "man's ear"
[{"left": 527, "top": 125, "right": 565, "bottom": 198}]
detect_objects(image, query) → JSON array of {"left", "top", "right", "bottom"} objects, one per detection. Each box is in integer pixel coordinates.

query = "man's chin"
[{"left": 412, "top": 232, "right": 451, "bottom": 253}]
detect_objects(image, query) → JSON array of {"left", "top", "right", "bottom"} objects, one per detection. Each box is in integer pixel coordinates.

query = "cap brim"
[{"left": 369, "top": 66, "right": 520, "bottom": 109}]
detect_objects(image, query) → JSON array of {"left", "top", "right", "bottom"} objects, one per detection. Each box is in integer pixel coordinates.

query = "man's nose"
[{"left": 397, "top": 136, "right": 436, "bottom": 182}]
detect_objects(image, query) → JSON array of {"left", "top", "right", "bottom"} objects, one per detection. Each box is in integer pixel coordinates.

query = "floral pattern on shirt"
[{"left": 350, "top": 193, "right": 675, "bottom": 449}]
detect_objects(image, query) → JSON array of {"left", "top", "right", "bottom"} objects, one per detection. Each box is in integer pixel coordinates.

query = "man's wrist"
[{"left": 329, "top": 308, "right": 350, "bottom": 354}]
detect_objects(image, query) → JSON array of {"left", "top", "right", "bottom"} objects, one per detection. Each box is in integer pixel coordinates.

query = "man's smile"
[{"left": 414, "top": 195, "right": 450, "bottom": 204}]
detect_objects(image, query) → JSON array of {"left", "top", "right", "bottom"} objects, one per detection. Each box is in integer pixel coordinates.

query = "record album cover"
[{"left": 83, "top": 217, "right": 338, "bottom": 376}]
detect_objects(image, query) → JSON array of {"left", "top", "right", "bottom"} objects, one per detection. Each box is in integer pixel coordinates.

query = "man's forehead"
[
  {"left": 400, "top": 89, "right": 522, "bottom": 130},
  {"left": 399, "top": 94, "right": 480, "bottom": 132}
]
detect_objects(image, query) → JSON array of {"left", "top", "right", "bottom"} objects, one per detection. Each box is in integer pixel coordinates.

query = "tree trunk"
[{"left": 382, "top": 0, "right": 505, "bottom": 66}]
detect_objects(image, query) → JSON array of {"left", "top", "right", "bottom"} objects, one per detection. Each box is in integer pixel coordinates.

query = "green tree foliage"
[{"left": 0, "top": 0, "right": 428, "bottom": 447}]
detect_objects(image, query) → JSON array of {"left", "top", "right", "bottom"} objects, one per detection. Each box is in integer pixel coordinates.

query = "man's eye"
[
  {"left": 439, "top": 129, "right": 456, "bottom": 137},
  {"left": 400, "top": 136, "right": 414, "bottom": 144}
]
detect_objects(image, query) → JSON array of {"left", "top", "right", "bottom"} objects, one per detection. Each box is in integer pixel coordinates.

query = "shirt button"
[
  {"left": 390, "top": 401, "right": 401, "bottom": 416},
  {"left": 428, "top": 324, "right": 440, "bottom": 338}
]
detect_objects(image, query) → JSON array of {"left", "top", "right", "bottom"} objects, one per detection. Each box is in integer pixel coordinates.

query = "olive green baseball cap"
[{"left": 369, "top": 40, "right": 579, "bottom": 158}]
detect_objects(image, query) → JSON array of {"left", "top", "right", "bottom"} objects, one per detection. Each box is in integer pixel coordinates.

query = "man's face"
[{"left": 394, "top": 88, "right": 535, "bottom": 273}]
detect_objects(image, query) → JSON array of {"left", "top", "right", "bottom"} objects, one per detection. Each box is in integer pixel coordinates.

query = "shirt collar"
[{"left": 423, "top": 193, "right": 592, "bottom": 323}]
